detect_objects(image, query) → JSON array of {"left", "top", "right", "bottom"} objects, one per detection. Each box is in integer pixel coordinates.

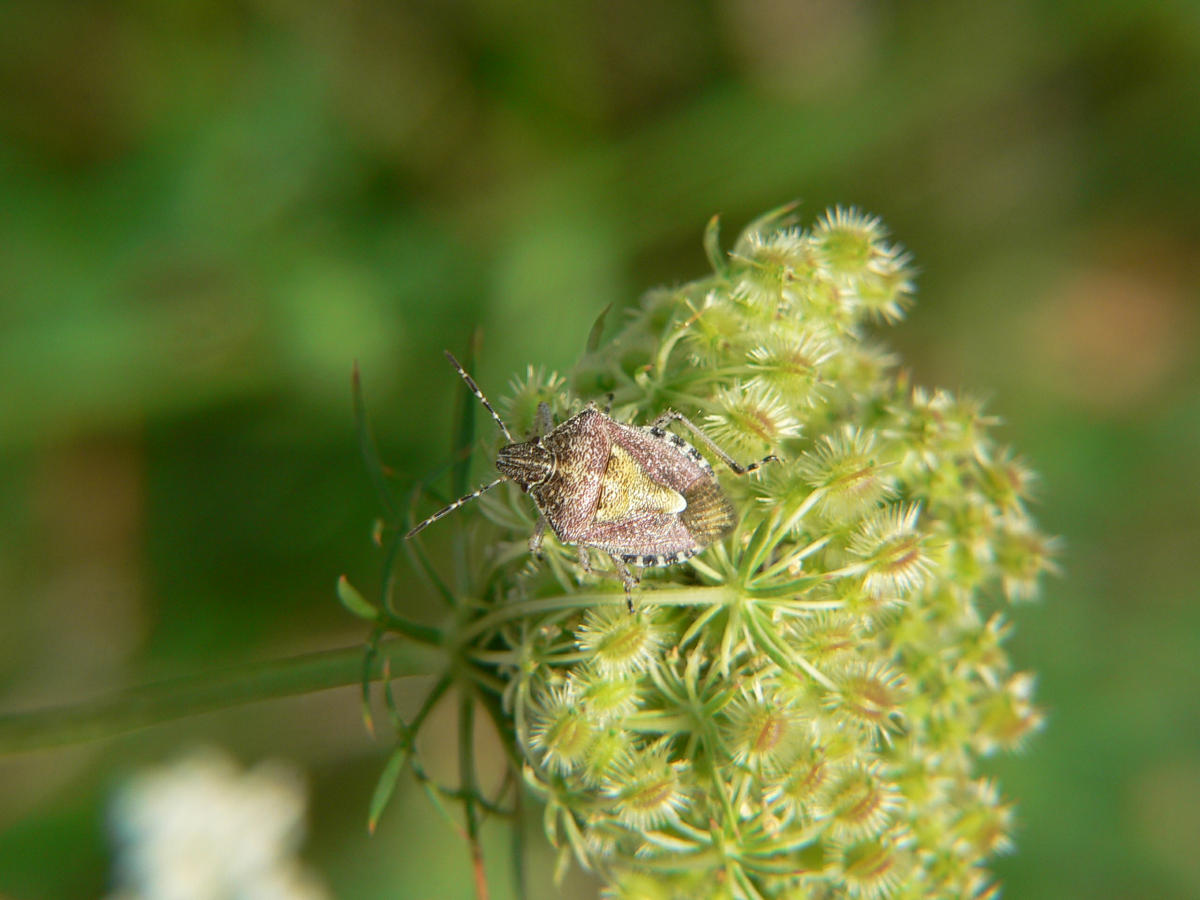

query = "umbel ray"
[{"left": 406, "top": 352, "right": 778, "bottom": 610}]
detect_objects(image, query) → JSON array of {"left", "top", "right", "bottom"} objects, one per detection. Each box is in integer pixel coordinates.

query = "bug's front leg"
[
  {"left": 608, "top": 554, "right": 640, "bottom": 614},
  {"left": 528, "top": 517, "right": 547, "bottom": 560},
  {"left": 534, "top": 401, "right": 554, "bottom": 439}
]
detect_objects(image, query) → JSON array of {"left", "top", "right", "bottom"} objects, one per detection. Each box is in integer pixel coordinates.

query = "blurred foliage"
[{"left": 0, "top": 1, "right": 1198, "bottom": 899}]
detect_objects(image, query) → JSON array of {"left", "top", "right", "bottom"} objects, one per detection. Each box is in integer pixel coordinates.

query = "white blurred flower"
[{"left": 107, "top": 748, "right": 330, "bottom": 900}]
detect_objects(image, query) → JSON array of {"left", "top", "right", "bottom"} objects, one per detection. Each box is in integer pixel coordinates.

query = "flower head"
[
  {"left": 704, "top": 382, "right": 802, "bottom": 458},
  {"left": 731, "top": 228, "right": 820, "bottom": 309},
  {"left": 372, "top": 206, "right": 1053, "bottom": 899},
  {"left": 722, "top": 682, "right": 807, "bottom": 768},
  {"left": 575, "top": 607, "right": 669, "bottom": 677},
  {"left": 602, "top": 739, "right": 691, "bottom": 831},
  {"left": 796, "top": 426, "right": 896, "bottom": 521},
  {"left": 529, "top": 683, "right": 596, "bottom": 774},
  {"left": 847, "top": 504, "right": 935, "bottom": 599},
  {"left": 107, "top": 748, "right": 329, "bottom": 900}
]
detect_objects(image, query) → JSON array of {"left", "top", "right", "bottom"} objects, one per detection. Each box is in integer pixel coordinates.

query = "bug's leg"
[
  {"left": 608, "top": 554, "right": 640, "bottom": 613},
  {"left": 576, "top": 544, "right": 592, "bottom": 574},
  {"left": 601, "top": 392, "right": 615, "bottom": 416},
  {"left": 534, "top": 401, "right": 554, "bottom": 439},
  {"left": 652, "top": 409, "right": 780, "bottom": 475},
  {"left": 528, "top": 517, "right": 547, "bottom": 560}
]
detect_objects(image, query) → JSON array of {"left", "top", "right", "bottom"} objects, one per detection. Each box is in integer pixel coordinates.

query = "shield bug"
[{"left": 407, "top": 352, "right": 778, "bottom": 610}]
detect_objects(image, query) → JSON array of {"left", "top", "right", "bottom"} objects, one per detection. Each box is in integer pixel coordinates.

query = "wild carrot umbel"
[{"left": 351, "top": 205, "right": 1054, "bottom": 900}]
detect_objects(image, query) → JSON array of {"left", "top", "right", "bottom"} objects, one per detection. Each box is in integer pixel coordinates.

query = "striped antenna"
[
  {"left": 406, "top": 353, "right": 515, "bottom": 538},
  {"left": 405, "top": 476, "right": 507, "bottom": 538},
  {"left": 444, "top": 351, "right": 514, "bottom": 443}
]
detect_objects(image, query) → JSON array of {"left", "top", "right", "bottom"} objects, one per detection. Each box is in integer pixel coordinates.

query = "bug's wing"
[
  {"left": 594, "top": 444, "right": 686, "bottom": 524},
  {"left": 604, "top": 420, "right": 710, "bottom": 493},
  {"left": 585, "top": 510, "right": 700, "bottom": 559},
  {"left": 679, "top": 477, "right": 735, "bottom": 545},
  {"left": 603, "top": 419, "right": 735, "bottom": 545}
]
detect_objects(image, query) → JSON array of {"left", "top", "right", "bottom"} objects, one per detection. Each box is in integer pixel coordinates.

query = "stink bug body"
[{"left": 407, "top": 352, "right": 777, "bottom": 609}]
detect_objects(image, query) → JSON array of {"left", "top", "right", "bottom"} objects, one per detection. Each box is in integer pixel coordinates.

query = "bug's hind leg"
[
  {"left": 651, "top": 409, "right": 780, "bottom": 475},
  {"left": 608, "top": 554, "right": 640, "bottom": 613}
]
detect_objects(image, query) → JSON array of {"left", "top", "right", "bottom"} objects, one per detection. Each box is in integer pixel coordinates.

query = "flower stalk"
[{"left": 0, "top": 641, "right": 439, "bottom": 755}]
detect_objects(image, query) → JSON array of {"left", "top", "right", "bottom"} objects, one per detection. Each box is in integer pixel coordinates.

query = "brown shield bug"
[{"left": 406, "top": 352, "right": 778, "bottom": 610}]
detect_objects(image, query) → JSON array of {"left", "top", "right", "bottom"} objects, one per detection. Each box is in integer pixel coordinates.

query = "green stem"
[
  {"left": 459, "top": 690, "right": 491, "bottom": 900},
  {"left": 378, "top": 609, "right": 445, "bottom": 646},
  {"left": 456, "top": 585, "right": 736, "bottom": 646},
  {"left": 0, "top": 641, "right": 442, "bottom": 756}
]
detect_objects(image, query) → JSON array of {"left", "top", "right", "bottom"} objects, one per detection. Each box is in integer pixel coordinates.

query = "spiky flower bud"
[
  {"left": 388, "top": 205, "right": 1053, "bottom": 898},
  {"left": 575, "top": 608, "right": 667, "bottom": 676},
  {"left": 724, "top": 683, "right": 805, "bottom": 768},
  {"left": 529, "top": 684, "right": 595, "bottom": 775}
]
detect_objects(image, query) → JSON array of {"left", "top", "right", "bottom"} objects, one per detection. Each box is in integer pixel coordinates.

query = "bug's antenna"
[
  {"left": 405, "top": 476, "right": 507, "bottom": 538},
  {"left": 444, "top": 351, "right": 515, "bottom": 443}
]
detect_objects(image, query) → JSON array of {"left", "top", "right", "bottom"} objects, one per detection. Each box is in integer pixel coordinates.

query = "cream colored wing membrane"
[{"left": 594, "top": 444, "right": 686, "bottom": 523}]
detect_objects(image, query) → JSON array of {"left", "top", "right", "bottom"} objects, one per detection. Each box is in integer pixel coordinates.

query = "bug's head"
[{"left": 496, "top": 440, "right": 554, "bottom": 490}]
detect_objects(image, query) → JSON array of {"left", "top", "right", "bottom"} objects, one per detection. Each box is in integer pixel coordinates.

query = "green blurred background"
[{"left": 2, "top": 1, "right": 1199, "bottom": 897}]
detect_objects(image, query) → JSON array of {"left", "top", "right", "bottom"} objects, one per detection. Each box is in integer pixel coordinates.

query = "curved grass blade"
[
  {"left": 361, "top": 629, "right": 382, "bottom": 736},
  {"left": 368, "top": 741, "right": 411, "bottom": 836},
  {"left": 352, "top": 362, "right": 398, "bottom": 519},
  {"left": 585, "top": 303, "right": 612, "bottom": 354},
  {"left": 703, "top": 214, "right": 726, "bottom": 276},
  {"left": 337, "top": 575, "right": 379, "bottom": 622},
  {"left": 452, "top": 331, "right": 483, "bottom": 498}
]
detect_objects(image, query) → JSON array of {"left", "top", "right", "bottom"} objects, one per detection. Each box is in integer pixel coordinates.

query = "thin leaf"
[
  {"left": 352, "top": 362, "right": 398, "bottom": 518},
  {"left": 360, "top": 630, "right": 381, "bottom": 737},
  {"left": 543, "top": 796, "right": 560, "bottom": 847},
  {"left": 413, "top": 758, "right": 468, "bottom": 839},
  {"left": 558, "top": 811, "right": 591, "bottom": 874},
  {"left": 336, "top": 575, "right": 379, "bottom": 622},
  {"left": 553, "top": 845, "right": 573, "bottom": 887},
  {"left": 452, "top": 331, "right": 482, "bottom": 498},
  {"left": 0, "top": 642, "right": 440, "bottom": 756},
  {"left": 740, "top": 513, "right": 780, "bottom": 579},
  {"left": 368, "top": 742, "right": 411, "bottom": 834},
  {"left": 472, "top": 680, "right": 522, "bottom": 771},
  {"left": 641, "top": 830, "right": 706, "bottom": 853},
  {"left": 731, "top": 200, "right": 802, "bottom": 258},
  {"left": 742, "top": 607, "right": 835, "bottom": 691},
  {"left": 366, "top": 674, "right": 453, "bottom": 833},
  {"left": 730, "top": 862, "right": 768, "bottom": 900},
  {"left": 703, "top": 214, "right": 726, "bottom": 276},
  {"left": 585, "top": 303, "right": 611, "bottom": 353},
  {"left": 401, "top": 507, "right": 457, "bottom": 609},
  {"left": 381, "top": 657, "right": 404, "bottom": 732}
]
